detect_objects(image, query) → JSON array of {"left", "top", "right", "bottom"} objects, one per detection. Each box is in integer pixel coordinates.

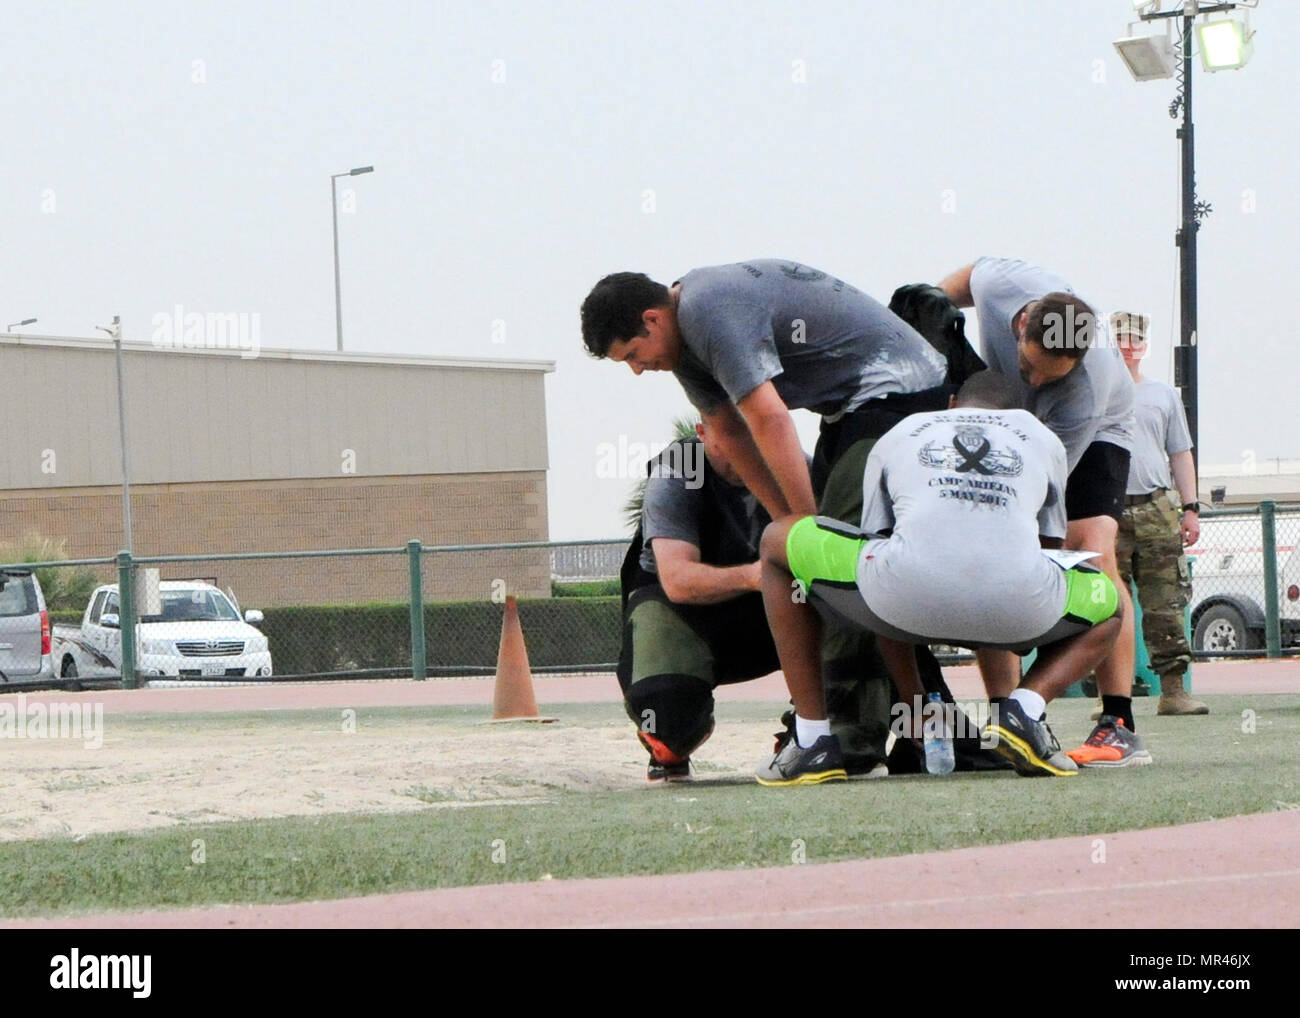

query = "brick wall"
[{"left": 0, "top": 472, "right": 550, "bottom": 606}]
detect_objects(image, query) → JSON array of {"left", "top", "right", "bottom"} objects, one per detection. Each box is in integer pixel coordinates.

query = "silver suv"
[{"left": 0, "top": 569, "right": 54, "bottom": 681}]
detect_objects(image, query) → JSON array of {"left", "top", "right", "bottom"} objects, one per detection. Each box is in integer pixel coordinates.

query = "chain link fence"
[
  {"left": 5, "top": 501, "right": 1297, "bottom": 691},
  {"left": 1189, "top": 501, "right": 1300, "bottom": 658},
  {"left": 1, "top": 538, "right": 632, "bottom": 690}
]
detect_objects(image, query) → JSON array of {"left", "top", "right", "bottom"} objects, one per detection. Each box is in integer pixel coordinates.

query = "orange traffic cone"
[{"left": 489, "top": 596, "right": 556, "bottom": 723}]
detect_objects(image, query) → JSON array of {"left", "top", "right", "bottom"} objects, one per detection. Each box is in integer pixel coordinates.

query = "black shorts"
[{"left": 1065, "top": 441, "right": 1130, "bottom": 523}]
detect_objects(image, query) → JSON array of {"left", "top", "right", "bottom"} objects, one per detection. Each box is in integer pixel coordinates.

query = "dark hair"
[
  {"left": 1023, "top": 291, "right": 1095, "bottom": 362},
  {"left": 580, "top": 272, "right": 671, "bottom": 357},
  {"left": 955, "top": 370, "right": 1020, "bottom": 410}
]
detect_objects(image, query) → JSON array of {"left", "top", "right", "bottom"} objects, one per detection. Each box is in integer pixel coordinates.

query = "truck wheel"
[
  {"left": 1194, "top": 605, "right": 1263, "bottom": 654},
  {"left": 61, "top": 658, "right": 78, "bottom": 679}
]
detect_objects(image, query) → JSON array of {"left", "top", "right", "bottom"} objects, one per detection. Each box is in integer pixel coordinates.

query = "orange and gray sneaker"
[
  {"left": 1066, "top": 715, "right": 1153, "bottom": 768},
  {"left": 637, "top": 730, "right": 692, "bottom": 783}
]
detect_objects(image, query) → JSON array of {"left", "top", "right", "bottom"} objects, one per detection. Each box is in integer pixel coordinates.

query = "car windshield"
[{"left": 141, "top": 589, "right": 240, "bottom": 623}]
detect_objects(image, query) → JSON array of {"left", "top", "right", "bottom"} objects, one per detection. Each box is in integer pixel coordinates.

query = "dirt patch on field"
[
  {"left": 5, "top": 659, "right": 1292, "bottom": 844},
  {"left": 0, "top": 710, "right": 778, "bottom": 842}
]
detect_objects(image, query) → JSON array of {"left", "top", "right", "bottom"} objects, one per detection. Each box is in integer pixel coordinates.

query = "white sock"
[
  {"left": 1009, "top": 689, "right": 1046, "bottom": 721},
  {"left": 795, "top": 715, "right": 831, "bottom": 748}
]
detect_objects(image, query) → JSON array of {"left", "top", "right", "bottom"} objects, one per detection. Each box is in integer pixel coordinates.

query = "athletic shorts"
[
  {"left": 1065, "top": 441, "right": 1130, "bottom": 523},
  {"left": 784, "top": 516, "right": 1119, "bottom": 654}
]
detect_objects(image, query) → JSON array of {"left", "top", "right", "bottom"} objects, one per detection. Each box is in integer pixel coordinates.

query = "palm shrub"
[{"left": 0, "top": 534, "right": 104, "bottom": 611}]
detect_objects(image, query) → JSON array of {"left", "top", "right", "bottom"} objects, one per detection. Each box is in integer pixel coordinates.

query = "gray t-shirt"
[
  {"left": 969, "top": 256, "right": 1135, "bottom": 470},
  {"left": 856, "top": 408, "right": 1071, "bottom": 645},
  {"left": 672, "top": 260, "right": 946, "bottom": 418},
  {"left": 639, "top": 454, "right": 767, "bottom": 574},
  {"left": 1128, "top": 378, "right": 1193, "bottom": 495}
]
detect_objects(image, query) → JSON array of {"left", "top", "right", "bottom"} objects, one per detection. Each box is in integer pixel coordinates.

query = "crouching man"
[
  {"left": 754, "top": 372, "right": 1123, "bottom": 785},
  {"left": 618, "top": 419, "right": 784, "bottom": 781}
]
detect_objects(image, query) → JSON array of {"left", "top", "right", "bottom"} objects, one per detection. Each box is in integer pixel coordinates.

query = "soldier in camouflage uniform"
[{"left": 1112, "top": 312, "right": 1207, "bottom": 715}]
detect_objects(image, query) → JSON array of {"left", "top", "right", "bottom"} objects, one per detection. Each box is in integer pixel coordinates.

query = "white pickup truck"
[
  {"left": 51, "top": 581, "right": 272, "bottom": 680},
  {"left": 1187, "top": 513, "right": 1300, "bottom": 653}
]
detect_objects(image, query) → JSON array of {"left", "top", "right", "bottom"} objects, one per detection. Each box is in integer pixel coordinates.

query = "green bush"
[
  {"left": 48, "top": 596, "right": 623, "bottom": 677},
  {"left": 551, "top": 579, "right": 621, "bottom": 598},
  {"left": 256, "top": 597, "right": 622, "bottom": 676}
]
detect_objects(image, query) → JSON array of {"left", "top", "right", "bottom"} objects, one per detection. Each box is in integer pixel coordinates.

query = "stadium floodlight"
[
  {"left": 1112, "top": 0, "right": 1260, "bottom": 460},
  {"left": 1113, "top": 32, "right": 1178, "bottom": 80},
  {"left": 1198, "top": 16, "right": 1254, "bottom": 72}
]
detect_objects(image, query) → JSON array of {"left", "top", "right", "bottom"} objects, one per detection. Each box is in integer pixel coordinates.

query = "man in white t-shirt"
[
  {"left": 753, "top": 372, "right": 1122, "bottom": 784},
  {"left": 938, "top": 257, "right": 1150, "bottom": 768}
]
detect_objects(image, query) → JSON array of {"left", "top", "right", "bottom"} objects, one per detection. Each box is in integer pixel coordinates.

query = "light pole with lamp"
[
  {"left": 1113, "top": 0, "right": 1257, "bottom": 455},
  {"left": 331, "top": 165, "right": 374, "bottom": 352},
  {"left": 7, "top": 318, "right": 37, "bottom": 331}
]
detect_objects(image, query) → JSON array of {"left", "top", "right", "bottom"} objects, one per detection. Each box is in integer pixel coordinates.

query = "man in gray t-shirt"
[
  {"left": 583, "top": 262, "right": 966, "bottom": 775},
  {"left": 938, "top": 256, "right": 1148, "bottom": 769},
  {"left": 618, "top": 421, "right": 782, "bottom": 782},
  {"left": 670, "top": 261, "right": 947, "bottom": 420},
  {"left": 637, "top": 441, "right": 767, "bottom": 576},
  {"left": 962, "top": 257, "right": 1134, "bottom": 468},
  {"left": 582, "top": 261, "right": 946, "bottom": 521}
]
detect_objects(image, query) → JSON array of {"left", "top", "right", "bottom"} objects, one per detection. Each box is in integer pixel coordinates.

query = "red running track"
[
  {"left": 5, "top": 659, "right": 1296, "bottom": 715},
  {"left": 6, "top": 811, "right": 1296, "bottom": 929}
]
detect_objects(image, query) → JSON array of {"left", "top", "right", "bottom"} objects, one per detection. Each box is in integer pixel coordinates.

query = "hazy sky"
[{"left": 6, "top": 1, "right": 1296, "bottom": 540}]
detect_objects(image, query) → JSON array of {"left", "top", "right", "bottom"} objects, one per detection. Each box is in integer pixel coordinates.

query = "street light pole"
[
  {"left": 96, "top": 316, "right": 133, "bottom": 556},
  {"left": 330, "top": 165, "right": 374, "bottom": 352},
  {"left": 331, "top": 174, "right": 343, "bottom": 352},
  {"left": 1176, "top": 10, "right": 1200, "bottom": 454}
]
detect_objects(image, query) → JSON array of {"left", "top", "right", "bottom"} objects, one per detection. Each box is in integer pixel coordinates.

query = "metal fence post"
[
  {"left": 408, "top": 540, "right": 427, "bottom": 680},
  {"left": 1260, "top": 499, "right": 1281, "bottom": 658},
  {"left": 117, "top": 549, "right": 138, "bottom": 689}
]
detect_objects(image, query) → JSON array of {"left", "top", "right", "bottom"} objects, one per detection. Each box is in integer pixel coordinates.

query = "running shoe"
[
  {"left": 638, "top": 730, "right": 692, "bottom": 783},
  {"left": 982, "top": 698, "right": 1077, "bottom": 777},
  {"left": 1066, "top": 715, "right": 1153, "bottom": 768},
  {"left": 755, "top": 733, "right": 848, "bottom": 786}
]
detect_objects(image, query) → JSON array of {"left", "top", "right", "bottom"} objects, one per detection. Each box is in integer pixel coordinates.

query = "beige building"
[
  {"left": 1200, "top": 460, "right": 1300, "bottom": 508},
  {"left": 0, "top": 334, "right": 554, "bottom": 605}
]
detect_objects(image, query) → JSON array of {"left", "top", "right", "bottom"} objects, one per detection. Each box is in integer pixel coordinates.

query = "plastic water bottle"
[{"left": 923, "top": 692, "right": 955, "bottom": 775}]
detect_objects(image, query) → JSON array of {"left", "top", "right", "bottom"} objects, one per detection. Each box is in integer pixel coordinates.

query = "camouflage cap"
[{"left": 1110, "top": 311, "right": 1149, "bottom": 341}]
